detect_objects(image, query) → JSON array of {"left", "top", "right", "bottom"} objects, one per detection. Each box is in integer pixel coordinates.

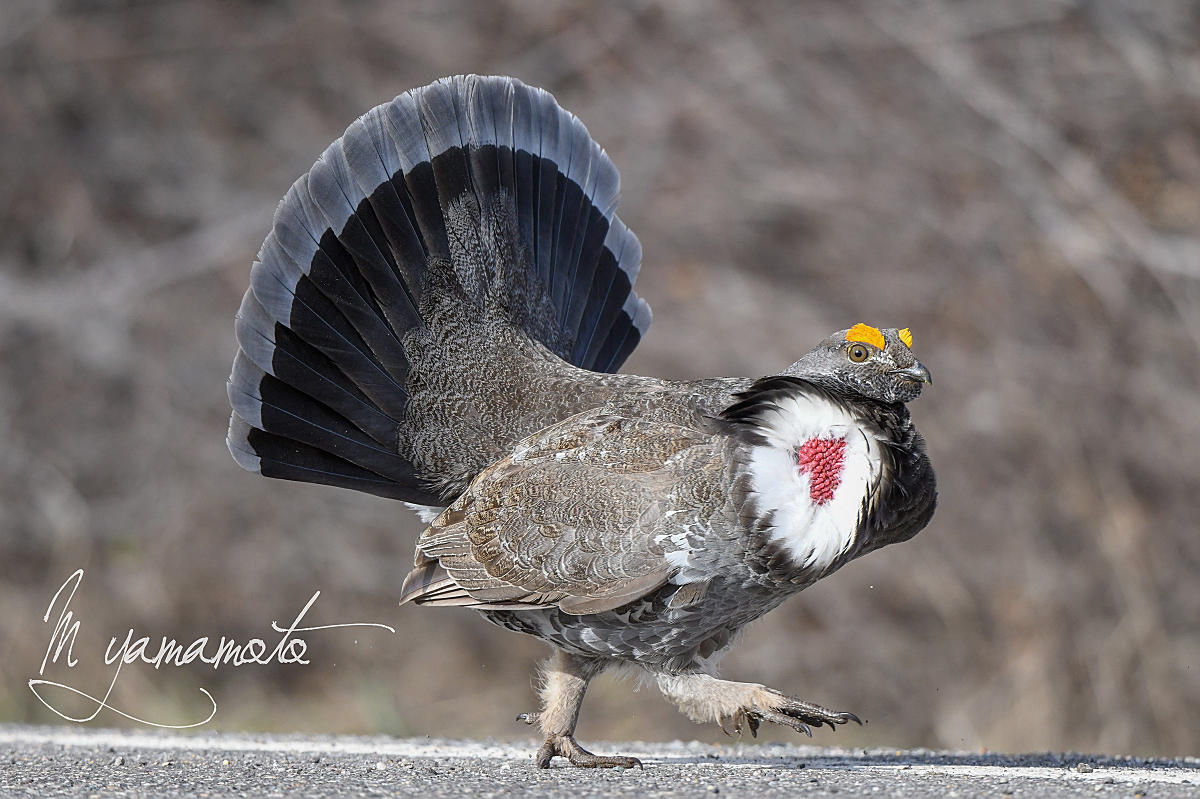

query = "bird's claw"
[
  {"left": 756, "top": 709, "right": 814, "bottom": 737},
  {"left": 725, "top": 693, "right": 862, "bottom": 738},
  {"left": 535, "top": 735, "right": 641, "bottom": 770},
  {"left": 726, "top": 709, "right": 766, "bottom": 738},
  {"left": 772, "top": 694, "right": 863, "bottom": 731}
]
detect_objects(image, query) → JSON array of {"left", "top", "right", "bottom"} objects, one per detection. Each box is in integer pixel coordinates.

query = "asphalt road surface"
[{"left": 1, "top": 725, "right": 1197, "bottom": 798}]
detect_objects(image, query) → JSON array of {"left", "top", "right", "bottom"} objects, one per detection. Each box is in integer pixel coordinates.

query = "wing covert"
[{"left": 400, "top": 411, "right": 715, "bottom": 614}]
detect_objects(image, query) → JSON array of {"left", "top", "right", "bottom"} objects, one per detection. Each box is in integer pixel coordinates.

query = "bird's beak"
[{"left": 891, "top": 362, "right": 933, "bottom": 386}]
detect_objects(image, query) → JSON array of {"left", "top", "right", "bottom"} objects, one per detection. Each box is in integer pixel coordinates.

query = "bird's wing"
[{"left": 399, "top": 410, "right": 716, "bottom": 615}]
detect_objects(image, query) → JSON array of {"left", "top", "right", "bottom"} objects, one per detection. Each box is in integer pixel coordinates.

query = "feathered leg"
[
  {"left": 656, "top": 673, "right": 861, "bottom": 737},
  {"left": 520, "top": 649, "right": 640, "bottom": 769}
]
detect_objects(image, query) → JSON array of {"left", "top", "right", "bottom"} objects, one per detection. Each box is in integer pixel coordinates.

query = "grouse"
[{"left": 227, "top": 75, "right": 936, "bottom": 768}]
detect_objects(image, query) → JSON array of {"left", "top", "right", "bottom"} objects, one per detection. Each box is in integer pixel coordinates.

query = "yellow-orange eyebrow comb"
[{"left": 846, "top": 323, "right": 886, "bottom": 350}]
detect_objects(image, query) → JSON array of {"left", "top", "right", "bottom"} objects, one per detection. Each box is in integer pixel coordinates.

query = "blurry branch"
[
  {"left": 773, "top": 2, "right": 1076, "bottom": 57},
  {"left": 1090, "top": 3, "right": 1170, "bottom": 96},
  {"left": 502, "top": 0, "right": 646, "bottom": 89},
  {"left": 866, "top": 2, "right": 1200, "bottom": 342},
  {"left": 951, "top": 3, "right": 1075, "bottom": 41},
  {"left": 0, "top": 4, "right": 325, "bottom": 75},
  {"left": 0, "top": 1, "right": 54, "bottom": 55},
  {"left": 1080, "top": 437, "right": 1193, "bottom": 750},
  {"left": 0, "top": 201, "right": 271, "bottom": 360},
  {"left": 1089, "top": 2, "right": 1200, "bottom": 100}
]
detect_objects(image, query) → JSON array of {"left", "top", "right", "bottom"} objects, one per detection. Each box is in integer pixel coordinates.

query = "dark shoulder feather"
[
  {"left": 854, "top": 401, "right": 937, "bottom": 554},
  {"left": 713, "top": 375, "right": 855, "bottom": 445}
]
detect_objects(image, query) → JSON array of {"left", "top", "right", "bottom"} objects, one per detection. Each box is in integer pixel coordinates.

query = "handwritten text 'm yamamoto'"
[{"left": 30, "top": 569, "right": 395, "bottom": 728}]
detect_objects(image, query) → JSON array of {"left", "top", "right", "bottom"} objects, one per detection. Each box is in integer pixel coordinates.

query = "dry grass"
[{"left": 2, "top": 0, "right": 1198, "bottom": 756}]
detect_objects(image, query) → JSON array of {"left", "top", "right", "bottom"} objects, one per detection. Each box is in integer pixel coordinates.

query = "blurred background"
[{"left": 2, "top": 0, "right": 1199, "bottom": 757}]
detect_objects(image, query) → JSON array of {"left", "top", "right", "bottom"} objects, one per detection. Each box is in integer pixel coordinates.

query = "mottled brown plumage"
[
  {"left": 228, "top": 75, "right": 936, "bottom": 768},
  {"left": 404, "top": 411, "right": 711, "bottom": 613}
]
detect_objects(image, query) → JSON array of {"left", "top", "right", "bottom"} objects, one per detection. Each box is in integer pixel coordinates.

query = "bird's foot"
[
  {"left": 725, "top": 689, "right": 862, "bottom": 738},
  {"left": 535, "top": 735, "right": 642, "bottom": 769}
]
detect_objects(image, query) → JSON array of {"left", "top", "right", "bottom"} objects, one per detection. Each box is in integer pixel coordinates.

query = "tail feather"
[
  {"left": 464, "top": 107, "right": 501, "bottom": 209},
  {"left": 417, "top": 80, "right": 473, "bottom": 219},
  {"left": 601, "top": 294, "right": 652, "bottom": 373},
  {"left": 562, "top": 154, "right": 620, "bottom": 353},
  {"left": 228, "top": 75, "right": 651, "bottom": 503},
  {"left": 347, "top": 112, "right": 429, "bottom": 300},
  {"left": 532, "top": 88, "right": 562, "bottom": 292},
  {"left": 467, "top": 77, "right": 514, "bottom": 205},
  {"left": 248, "top": 254, "right": 410, "bottom": 407},
  {"left": 548, "top": 115, "right": 588, "bottom": 317},
  {"left": 577, "top": 220, "right": 643, "bottom": 369},
  {"left": 336, "top": 195, "right": 423, "bottom": 331},
  {"left": 234, "top": 292, "right": 400, "bottom": 446},
  {"left": 511, "top": 88, "right": 539, "bottom": 281},
  {"left": 228, "top": 353, "right": 416, "bottom": 485},
  {"left": 381, "top": 93, "right": 450, "bottom": 261},
  {"left": 550, "top": 118, "right": 593, "bottom": 323},
  {"left": 307, "top": 145, "right": 423, "bottom": 336},
  {"left": 228, "top": 415, "right": 420, "bottom": 501}
]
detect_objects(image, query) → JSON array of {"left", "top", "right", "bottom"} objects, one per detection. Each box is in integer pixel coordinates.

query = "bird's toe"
[{"left": 535, "top": 735, "right": 642, "bottom": 770}]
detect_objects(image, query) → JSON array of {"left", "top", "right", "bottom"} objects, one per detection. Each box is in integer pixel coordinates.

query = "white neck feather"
[{"left": 744, "top": 391, "right": 886, "bottom": 573}]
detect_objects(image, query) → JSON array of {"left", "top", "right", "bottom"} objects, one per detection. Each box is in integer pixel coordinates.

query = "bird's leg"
[
  {"left": 656, "top": 673, "right": 861, "bottom": 737},
  {"left": 528, "top": 649, "right": 641, "bottom": 769}
]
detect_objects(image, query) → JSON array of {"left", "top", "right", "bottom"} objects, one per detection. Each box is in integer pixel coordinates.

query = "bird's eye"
[{"left": 848, "top": 344, "right": 870, "bottom": 363}]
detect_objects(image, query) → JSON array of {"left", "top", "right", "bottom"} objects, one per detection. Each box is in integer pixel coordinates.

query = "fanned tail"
[{"left": 227, "top": 75, "right": 650, "bottom": 504}]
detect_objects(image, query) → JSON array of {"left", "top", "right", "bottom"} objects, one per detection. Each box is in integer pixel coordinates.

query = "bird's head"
[{"left": 781, "top": 323, "right": 932, "bottom": 404}]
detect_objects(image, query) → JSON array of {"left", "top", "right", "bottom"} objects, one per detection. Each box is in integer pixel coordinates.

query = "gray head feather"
[{"left": 781, "top": 326, "right": 932, "bottom": 404}]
